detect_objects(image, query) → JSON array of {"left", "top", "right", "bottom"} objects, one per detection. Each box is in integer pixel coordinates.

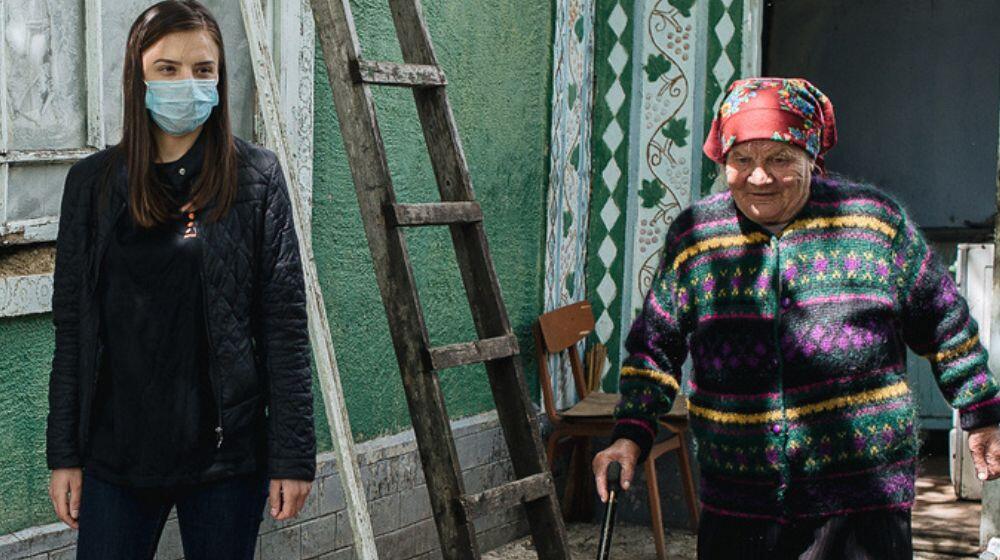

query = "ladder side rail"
[
  {"left": 385, "top": 0, "right": 554, "bottom": 475},
  {"left": 386, "top": 0, "right": 513, "bottom": 337},
  {"left": 386, "top": 2, "right": 572, "bottom": 558},
  {"left": 311, "top": 0, "right": 481, "bottom": 557},
  {"left": 239, "top": 1, "right": 378, "bottom": 557}
]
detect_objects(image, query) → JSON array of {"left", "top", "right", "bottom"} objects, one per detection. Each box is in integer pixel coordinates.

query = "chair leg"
[
  {"left": 546, "top": 431, "right": 560, "bottom": 471},
  {"left": 676, "top": 432, "right": 700, "bottom": 529},
  {"left": 560, "top": 438, "right": 578, "bottom": 517},
  {"left": 561, "top": 437, "right": 594, "bottom": 521},
  {"left": 645, "top": 459, "right": 667, "bottom": 560},
  {"left": 566, "top": 438, "right": 594, "bottom": 521}
]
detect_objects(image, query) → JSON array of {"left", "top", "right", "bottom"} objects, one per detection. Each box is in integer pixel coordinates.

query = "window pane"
[
  {"left": 6, "top": 0, "right": 88, "bottom": 150},
  {"left": 7, "top": 164, "right": 70, "bottom": 223},
  {"left": 102, "top": 0, "right": 256, "bottom": 144}
]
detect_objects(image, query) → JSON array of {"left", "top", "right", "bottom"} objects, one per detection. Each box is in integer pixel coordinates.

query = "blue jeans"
[{"left": 76, "top": 471, "right": 269, "bottom": 560}]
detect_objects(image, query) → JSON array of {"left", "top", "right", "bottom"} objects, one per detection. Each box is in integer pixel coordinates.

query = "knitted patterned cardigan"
[{"left": 612, "top": 175, "right": 1000, "bottom": 521}]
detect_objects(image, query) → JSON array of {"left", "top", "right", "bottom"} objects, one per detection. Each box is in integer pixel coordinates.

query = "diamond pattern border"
[
  {"left": 586, "top": 0, "right": 634, "bottom": 390},
  {"left": 700, "top": 0, "right": 746, "bottom": 196}
]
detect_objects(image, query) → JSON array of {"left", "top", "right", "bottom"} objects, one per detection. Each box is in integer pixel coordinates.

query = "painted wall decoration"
[
  {"left": 700, "top": 0, "right": 747, "bottom": 195},
  {"left": 545, "top": 0, "right": 597, "bottom": 408},
  {"left": 623, "top": 0, "right": 699, "bottom": 344},
  {"left": 585, "top": 0, "right": 635, "bottom": 390},
  {"left": 585, "top": 0, "right": 753, "bottom": 386}
]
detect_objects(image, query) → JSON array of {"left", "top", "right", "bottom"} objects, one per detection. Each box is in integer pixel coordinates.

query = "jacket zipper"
[
  {"left": 198, "top": 237, "right": 225, "bottom": 449},
  {"left": 82, "top": 202, "right": 125, "bottom": 450},
  {"left": 83, "top": 338, "right": 104, "bottom": 452}
]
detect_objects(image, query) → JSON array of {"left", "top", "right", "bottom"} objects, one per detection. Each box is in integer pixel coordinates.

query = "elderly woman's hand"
[
  {"left": 969, "top": 425, "right": 1000, "bottom": 481},
  {"left": 593, "top": 438, "right": 640, "bottom": 503}
]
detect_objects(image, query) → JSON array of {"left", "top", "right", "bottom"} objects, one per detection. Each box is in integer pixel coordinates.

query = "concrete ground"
[
  {"left": 912, "top": 454, "right": 982, "bottom": 558},
  {"left": 485, "top": 455, "right": 983, "bottom": 559},
  {"left": 482, "top": 523, "right": 696, "bottom": 560}
]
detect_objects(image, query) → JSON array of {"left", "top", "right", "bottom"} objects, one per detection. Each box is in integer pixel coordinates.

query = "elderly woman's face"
[{"left": 725, "top": 140, "right": 814, "bottom": 226}]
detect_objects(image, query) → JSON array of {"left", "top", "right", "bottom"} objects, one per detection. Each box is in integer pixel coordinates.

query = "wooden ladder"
[{"left": 309, "top": 0, "right": 572, "bottom": 558}]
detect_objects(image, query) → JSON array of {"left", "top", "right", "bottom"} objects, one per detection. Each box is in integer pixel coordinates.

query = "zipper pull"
[{"left": 215, "top": 426, "right": 224, "bottom": 449}]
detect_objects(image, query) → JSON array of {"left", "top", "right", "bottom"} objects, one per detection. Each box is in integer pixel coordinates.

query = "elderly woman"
[{"left": 593, "top": 77, "right": 1000, "bottom": 559}]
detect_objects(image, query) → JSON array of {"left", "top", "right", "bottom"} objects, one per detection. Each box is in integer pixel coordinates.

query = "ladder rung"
[
  {"left": 388, "top": 202, "right": 483, "bottom": 227},
  {"left": 352, "top": 59, "right": 447, "bottom": 87},
  {"left": 458, "top": 473, "right": 553, "bottom": 522},
  {"left": 428, "top": 334, "right": 519, "bottom": 370}
]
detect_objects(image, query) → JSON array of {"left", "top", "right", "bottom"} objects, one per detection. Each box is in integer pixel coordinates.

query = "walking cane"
[{"left": 597, "top": 461, "right": 622, "bottom": 560}]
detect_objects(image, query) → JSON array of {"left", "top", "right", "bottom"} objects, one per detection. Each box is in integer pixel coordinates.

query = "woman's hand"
[
  {"left": 593, "top": 438, "right": 641, "bottom": 503},
  {"left": 969, "top": 425, "right": 1000, "bottom": 481},
  {"left": 269, "top": 479, "right": 312, "bottom": 520},
  {"left": 49, "top": 468, "right": 83, "bottom": 529}
]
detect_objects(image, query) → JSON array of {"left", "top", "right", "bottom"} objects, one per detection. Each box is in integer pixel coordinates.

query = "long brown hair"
[{"left": 117, "top": 0, "right": 237, "bottom": 227}]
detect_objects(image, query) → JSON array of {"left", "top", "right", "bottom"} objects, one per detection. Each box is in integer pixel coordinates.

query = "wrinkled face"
[
  {"left": 141, "top": 29, "right": 219, "bottom": 82},
  {"left": 725, "top": 140, "right": 814, "bottom": 226}
]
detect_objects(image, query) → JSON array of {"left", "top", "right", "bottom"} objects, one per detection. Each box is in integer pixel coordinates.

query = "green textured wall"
[
  {"left": 0, "top": 0, "right": 552, "bottom": 535},
  {"left": 0, "top": 314, "right": 57, "bottom": 535},
  {"left": 310, "top": 0, "right": 553, "bottom": 446}
]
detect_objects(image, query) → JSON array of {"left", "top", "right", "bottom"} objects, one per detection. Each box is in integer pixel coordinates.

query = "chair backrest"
[{"left": 534, "top": 301, "right": 595, "bottom": 422}]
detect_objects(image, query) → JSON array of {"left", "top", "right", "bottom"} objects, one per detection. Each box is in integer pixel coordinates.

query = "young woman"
[{"left": 46, "top": 2, "right": 316, "bottom": 558}]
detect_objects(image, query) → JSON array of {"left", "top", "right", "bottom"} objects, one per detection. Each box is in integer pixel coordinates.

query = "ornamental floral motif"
[{"left": 719, "top": 78, "right": 772, "bottom": 118}]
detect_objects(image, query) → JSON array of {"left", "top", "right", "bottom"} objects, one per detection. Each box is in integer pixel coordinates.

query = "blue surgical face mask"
[{"left": 144, "top": 78, "right": 220, "bottom": 136}]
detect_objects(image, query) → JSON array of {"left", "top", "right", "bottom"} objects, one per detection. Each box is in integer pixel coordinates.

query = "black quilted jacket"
[{"left": 46, "top": 137, "right": 316, "bottom": 481}]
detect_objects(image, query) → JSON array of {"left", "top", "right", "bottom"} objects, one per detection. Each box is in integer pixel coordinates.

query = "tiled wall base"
[{"left": 0, "top": 411, "right": 532, "bottom": 560}]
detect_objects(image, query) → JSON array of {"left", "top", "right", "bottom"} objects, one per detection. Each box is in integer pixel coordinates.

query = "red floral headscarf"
[{"left": 703, "top": 77, "right": 838, "bottom": 171}]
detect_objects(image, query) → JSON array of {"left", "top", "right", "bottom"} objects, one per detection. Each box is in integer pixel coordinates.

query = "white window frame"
[{"left": 0, "top": 0, "right": 314, "bottom": 317}]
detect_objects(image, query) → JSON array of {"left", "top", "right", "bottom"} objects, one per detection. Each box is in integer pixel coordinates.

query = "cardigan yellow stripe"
[
  {"left": 785, "top": 215, "right": 896, "bottom": 238},
  {"left": 620, "top": 366, "right": 681, "bottom": 391},
  {"left": 926, "top": 334, "right": 979, "bottom": 364},
  {"left": 673, "top": 232, "right": 770, "bottom": 271},
  {"left": 688, "top": 381, "right": 910, "bottom": 424}
]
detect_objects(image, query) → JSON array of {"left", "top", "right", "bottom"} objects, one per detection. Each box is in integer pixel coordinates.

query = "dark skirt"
[{"left": 697, "top": 508, "right": 913, "bottom": 560}]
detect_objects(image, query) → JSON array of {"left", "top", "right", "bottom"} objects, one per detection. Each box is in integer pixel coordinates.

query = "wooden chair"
[{"left": 534, "top": 301, "right": 699, "bottom": 560}]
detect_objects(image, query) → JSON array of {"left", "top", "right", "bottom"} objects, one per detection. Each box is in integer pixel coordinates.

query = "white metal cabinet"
[{"left": 951, "top": 243, "right": 994, "bottom": 500}]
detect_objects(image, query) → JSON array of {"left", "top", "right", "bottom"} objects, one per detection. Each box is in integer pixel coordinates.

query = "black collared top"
[{"left": 84, "top": 132, "right": 264, "bottom": 486}]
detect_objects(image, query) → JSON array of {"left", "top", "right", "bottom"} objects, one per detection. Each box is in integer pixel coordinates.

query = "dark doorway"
[{"left": 762, "top": 0, "right": 1000, "bottom": 239}]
